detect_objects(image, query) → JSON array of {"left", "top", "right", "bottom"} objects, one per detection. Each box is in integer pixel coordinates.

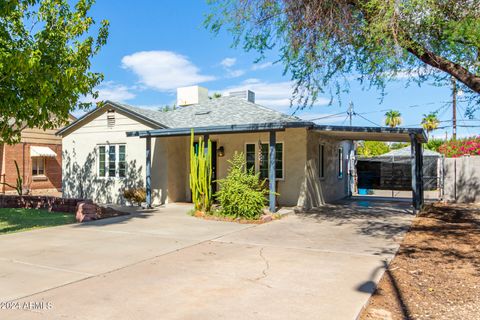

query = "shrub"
[
  {"left": 424, "top": 138, "right": 444, "bottom": 152},
  {"left": 438, "top": 136, "right": 480, "bottom": 158},
  {"left": 123, "top": 188, "right": 146, "bottom": 205},
  {"left": 215, "top": 152, "right": 269, "bottom": 220}
]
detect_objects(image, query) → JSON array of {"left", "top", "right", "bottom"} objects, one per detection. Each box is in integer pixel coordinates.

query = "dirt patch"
[{"left": 359, "top": 202, "right": 480, "bottom": 320}]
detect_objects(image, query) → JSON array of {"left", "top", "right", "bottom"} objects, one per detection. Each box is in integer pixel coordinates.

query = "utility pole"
[
  {"left": 348, "top": 101, "right": 354, "bottom": 127},
  {"left": 451, "top": 77, "right": 457, "bottom": 140}
]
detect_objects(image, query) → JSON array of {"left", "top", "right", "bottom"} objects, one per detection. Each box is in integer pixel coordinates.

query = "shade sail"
[{"left": 30, "top": 146, "right": 57, "bottom": 157}]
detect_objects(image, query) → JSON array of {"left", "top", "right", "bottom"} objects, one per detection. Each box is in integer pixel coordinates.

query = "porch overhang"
[
  {"left": 126, "top": 122, "right": 427, "bottom": 143},
  {"left": 127, "top": 122, "right": 427, "bottom": 212},
  {"left": 310, "top": 125, "right": 427, "bottom": 143}
]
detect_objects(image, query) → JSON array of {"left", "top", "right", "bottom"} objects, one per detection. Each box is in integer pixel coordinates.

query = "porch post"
[
  {"left": 410, "top": 134, "right": 417, "bottom": 211},
  {"left": 416, "top": 139, "right": 424, "bottom": 208},
  {"left": 145, "top": 136, "right": 152, "bottom": 208},
  {"left": 269, "top": 131, "right": 276, "bottom": 213}
]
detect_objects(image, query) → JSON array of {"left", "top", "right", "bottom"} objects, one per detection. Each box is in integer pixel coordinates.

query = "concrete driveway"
[{"left": 0, "top": 199, "right": 413, "bottom": 320}]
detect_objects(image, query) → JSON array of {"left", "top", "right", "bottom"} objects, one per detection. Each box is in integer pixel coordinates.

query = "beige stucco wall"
[
  {"left": 298, "top": 131, "right": 353, "bottom": 208},
  {"left": 154, "top": 128, "right": 352, "bottom": 208},
  {"left": 62, "top": 108, "right": 166, "bottom": 204}
]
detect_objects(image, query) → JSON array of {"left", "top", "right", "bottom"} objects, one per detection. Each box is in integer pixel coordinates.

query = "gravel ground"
[{"left": 359, "top": 203, "right": 480, "bottom": 320}]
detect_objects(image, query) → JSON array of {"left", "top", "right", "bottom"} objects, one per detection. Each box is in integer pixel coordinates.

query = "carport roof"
[{"left": 126, "top": 122, "right": 427, "bottom": 143}]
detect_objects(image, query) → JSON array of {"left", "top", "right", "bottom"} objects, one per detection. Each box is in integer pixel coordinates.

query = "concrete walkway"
[{"left": 0, "top": 199, "right": 413, "bottom": 320}]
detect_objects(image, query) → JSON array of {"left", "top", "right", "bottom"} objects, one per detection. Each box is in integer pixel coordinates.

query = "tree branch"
[{"left": 406, "top": 44, "right": 480, "bottom": 93}]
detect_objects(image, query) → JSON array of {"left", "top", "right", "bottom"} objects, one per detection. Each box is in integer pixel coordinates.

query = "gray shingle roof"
[
  {"left": 114, "top": 96, "right": 301, "bottom": 129},
  {"left": 377, "top": 146, "right": 441, "bottom": 157}
]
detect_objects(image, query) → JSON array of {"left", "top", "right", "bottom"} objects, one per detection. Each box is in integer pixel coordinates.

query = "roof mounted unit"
[
  {"left": 229, "top": 90, "right": 255, "bottom": 103},
  {"left": 177, "top": 86, "right": 209, "bottom": 106}
]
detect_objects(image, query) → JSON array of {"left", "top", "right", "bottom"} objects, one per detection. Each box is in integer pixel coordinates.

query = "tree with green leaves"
[
  {"left": 205, "top": 0, "right": 480, "bottom": 113},
  {"left": 0, "top": 0, "right": 109, "bottom": 144},
  {"left": 385, "top": 110, "right": 402, "bottom": 128},
  {"left": 357, "top": 141, "right": 390, "bottom": 157},
  {"left": 421, "top": 112, "right": 440, "bottom": 138}
]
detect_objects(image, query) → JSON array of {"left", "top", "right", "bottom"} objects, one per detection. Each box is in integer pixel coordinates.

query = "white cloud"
[
  {"left": 121, "top": 51, "right": 215, "bottom": 91},
  {"left": 220, "top": 78, "right": 330, "bottom": 112},
  {"left": 220, "top": 57, "right": 245, "bottom": 78},
  {"left": 251, "top": 61, "right": 273, "bottom": 71},
  {"left": 227, "top": 69, "right": 246, "bottom": 78},
  {"left": 82, "top": 81, "right": 136, "bottom": 103},
  {"left": 221, "top": 57, "right": 237, "bottom": 68}
]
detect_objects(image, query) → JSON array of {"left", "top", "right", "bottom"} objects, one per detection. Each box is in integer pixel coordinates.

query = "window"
[
  {"left": 99, "top": 146, "right": 106, "bottom": 177},
  {"left": 98, "top": 144, "right": 126, "bottom": 178},
  {"left": 319, "top": 144, "right": 325, "bottom": 179},
  {"left": 259, "top": 143, "right": 269, "bottom": 179},
  {"left": 108, "top": 145, "right": 116, "bottom": 177},
  {"left": 32, "top": 158, "right": 45, "bottom": 176},
  {"left": 119, "top": 145, "right": 126, "bottom": 178},
  {"left": 246, "top": 144, "right": 255, "bottom": 172},
  {"left": 338, "top": 147, "right": 343, "bottom": 178},
  {"left": 245, "top": 142, "right": 283, "bottom": 180}
]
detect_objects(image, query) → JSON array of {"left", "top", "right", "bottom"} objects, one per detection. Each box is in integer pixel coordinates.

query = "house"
[
  {"left": 58, "top": 86, "right": 427, "bottom": 210},
  {"left": 0, "top": 118, "right": 74, "bottom": 195}
]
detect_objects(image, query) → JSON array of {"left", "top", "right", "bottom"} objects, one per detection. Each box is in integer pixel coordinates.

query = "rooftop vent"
[
  {"left": 229, "top": 90, "right": 255, "bottom": 103},
  {"left": 177, "top": 86, "right": 209, "bottom": 106},
  {"left": 107, "top": 109, "right": 115, "bottom": 128},
  {"left": 194, "top": 111, "right": 211, "bottom": 115}
]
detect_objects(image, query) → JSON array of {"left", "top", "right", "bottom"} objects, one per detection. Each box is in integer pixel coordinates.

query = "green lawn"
[{"left": 0, "top": 208, "right": 76, "bottom": 234}]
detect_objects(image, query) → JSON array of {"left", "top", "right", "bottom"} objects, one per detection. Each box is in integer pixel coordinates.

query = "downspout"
[{"left": 23, "top": 142, "right": 26, "bottom": 191}]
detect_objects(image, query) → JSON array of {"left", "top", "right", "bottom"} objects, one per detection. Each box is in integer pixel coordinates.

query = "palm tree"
[
  {"left": 385, "top": 110, "right": 402, "bottom": 128},
  {"left": 421, "top": 112, "right": 439, "bottom": 138}
]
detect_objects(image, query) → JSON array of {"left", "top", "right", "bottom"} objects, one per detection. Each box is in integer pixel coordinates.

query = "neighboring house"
[
  {"left": 0, "top": 118, "right": 74, "bottom": 195},
  {"left": 58, "top": 86, "right": 427, "bottom": 209}
]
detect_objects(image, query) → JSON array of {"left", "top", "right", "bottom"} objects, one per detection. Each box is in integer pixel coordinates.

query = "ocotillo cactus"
[{"left": 189, "top": 130, "right": 212, "bottom": 212}]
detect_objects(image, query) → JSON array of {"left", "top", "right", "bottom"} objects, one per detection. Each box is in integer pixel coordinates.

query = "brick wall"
[
  {"left": 0, "top": 195, "right": 89, "bottom": 213},
  {"left": 1, "top": 143, "right": 62, "bottom": 192}
]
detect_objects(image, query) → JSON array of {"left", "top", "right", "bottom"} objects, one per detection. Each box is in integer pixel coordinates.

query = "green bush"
[
  {"left": 123, "top": 188, "right": 146, "bottom": 206},
  {"left": 215, "top": 152, "right": 269, "bottom": 220}
]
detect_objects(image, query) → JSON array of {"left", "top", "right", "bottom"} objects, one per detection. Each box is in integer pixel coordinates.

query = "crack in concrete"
[{"left": 255, "top": 247, "right": 270, "bottom": 281}]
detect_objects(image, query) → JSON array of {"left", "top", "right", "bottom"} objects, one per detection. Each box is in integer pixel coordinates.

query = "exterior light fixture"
[{"left": 218, "top": 146, "right": 225, "bottom": 157}]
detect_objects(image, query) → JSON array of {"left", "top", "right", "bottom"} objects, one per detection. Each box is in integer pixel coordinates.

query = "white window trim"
[
  {"left": 97, "top": 144, "right": 126, "bottom": 179},
  {"left": 244, "top": 142, "right": 285, "bottom": 181}
]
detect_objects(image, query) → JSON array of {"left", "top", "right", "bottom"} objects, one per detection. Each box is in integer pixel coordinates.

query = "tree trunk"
[{"left": 406, "top": 44, "right": 480, "bottom": 94}]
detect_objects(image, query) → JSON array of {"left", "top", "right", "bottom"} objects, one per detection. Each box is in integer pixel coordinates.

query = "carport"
[{"left": 128, "top": 122, "right": 427, "bottom": 212}]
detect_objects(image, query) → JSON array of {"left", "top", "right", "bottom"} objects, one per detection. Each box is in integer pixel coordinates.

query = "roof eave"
[{"left": 56, "top": 100, "right": 168, "bottom": 136}]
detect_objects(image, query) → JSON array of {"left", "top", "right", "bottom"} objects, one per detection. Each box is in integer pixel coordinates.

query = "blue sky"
[{"left": 82, "top": 0, "right": 479, "bottom": 139}]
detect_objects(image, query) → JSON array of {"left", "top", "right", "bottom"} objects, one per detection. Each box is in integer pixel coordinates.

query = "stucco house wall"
[
  {"left": 164, "top": 128, "right": 352, "bottom": 208},
  {"left": 299, "top": 131, "right": 353, "bottom": 208},
  {"left": 62, "top": 108, "right": 168, "bottom": 204}
]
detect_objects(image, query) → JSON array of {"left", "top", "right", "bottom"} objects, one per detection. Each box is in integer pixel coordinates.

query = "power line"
[{"left": 353, "top": 112, "right": 382, "bottom": 127}]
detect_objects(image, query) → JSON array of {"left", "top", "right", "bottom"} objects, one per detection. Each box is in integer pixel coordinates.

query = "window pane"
[
  {"left": 108, "top": 145, "right": 116, "bottom": 177},
  {"left": 275, "top": 143, "right": 283, "bottom": 179},
  {"left": 319, "top": 145, "right": 325, "bottom": 178},
  {"left": 32, "top": 158, "right": 38, "bottom": 176},
  {"left": 246, "top": 144, "right": 255, "bottom": 172},
  {"left": 260, "top": 144, "right": 269, "bottom": 179},
  {"left": 38, "top": 158, "right": 45, "bottom": 175},
  {"left": 119, "top": 145, "right": 126, "bottom": 178},
  {"left": 260, "top": 143, "right": 283, "bottom": 180},
  {"left": 99, "top": 146, "right": 106, "bottom": 177},
  {"left": 338, "top": 148, "right": 343, "bottom": 178}
]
